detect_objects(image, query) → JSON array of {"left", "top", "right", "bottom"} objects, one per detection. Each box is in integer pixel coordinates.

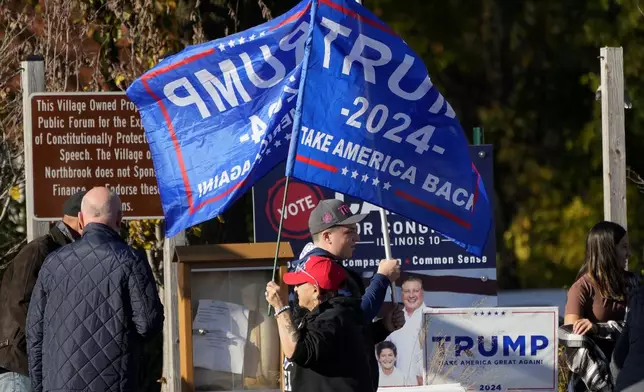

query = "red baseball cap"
[{"left": 283, "top": 256, "right": 347, "bottom": 291}]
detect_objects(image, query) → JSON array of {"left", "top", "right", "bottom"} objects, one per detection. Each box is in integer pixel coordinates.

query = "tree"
[
  {"left": 370, "top": 0, "right": 644, "bottom": 289},
  {"left": 0, "top": 0, "right": 279, "bottom": 390}
]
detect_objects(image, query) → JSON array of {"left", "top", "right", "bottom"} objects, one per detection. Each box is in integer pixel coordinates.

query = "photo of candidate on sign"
[
  {"left": 379, "top": 275, "right": 426, "bottom": 387},
  {"left": 422, "top": 307, "right": 558, "bottom": 392}
]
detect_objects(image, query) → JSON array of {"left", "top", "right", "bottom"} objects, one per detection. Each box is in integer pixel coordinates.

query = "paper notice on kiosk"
[
  {"left": 192, "top": 300, "right": 250, "bottom": 374},
  {"left": 193, "top": 330, "right": 247, "bottom": 374},
  {"left": 193, "top": 299, "right": 250, "bottom": 338}
]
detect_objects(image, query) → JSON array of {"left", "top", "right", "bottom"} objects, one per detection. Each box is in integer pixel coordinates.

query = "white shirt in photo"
[
  {"left": 379, "top": 366, "right": 406, "bottom": 387},
  {"left": 386, "top": 304, "right": 427, "bottom": 385}
]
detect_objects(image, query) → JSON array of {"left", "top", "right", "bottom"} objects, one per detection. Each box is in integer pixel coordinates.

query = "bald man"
[{"left": 26, "top": 187, "right": 164, "bottom": 392}]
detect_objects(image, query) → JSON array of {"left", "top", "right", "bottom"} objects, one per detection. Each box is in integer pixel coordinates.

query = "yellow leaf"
[
  {"left": 115, "top": 75, "right": 126, "bottom": 86},
  {"left": 9, "top": 185, "right": 20, "bottom": 201}
]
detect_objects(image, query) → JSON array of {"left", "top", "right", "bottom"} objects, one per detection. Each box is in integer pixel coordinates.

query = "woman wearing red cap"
[{"left": 265, "top": 255, "right": 374, "bottom": 392}]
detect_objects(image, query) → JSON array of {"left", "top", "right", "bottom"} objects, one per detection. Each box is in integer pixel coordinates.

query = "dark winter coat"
[
  {"left": 289, "top": 247, "right": 390, "bottom": 390},
  {"left": 0, "top": 222, "right": 75, "bottom": 375},
  {"left": 612, "top": 284, "right": 644, "bottom": 391},
  {"left": 26, "top": 222, "right": 164, "bottom": 392},
  {"left": 284, "top": 296, "right": 374, "bottom": 392}
]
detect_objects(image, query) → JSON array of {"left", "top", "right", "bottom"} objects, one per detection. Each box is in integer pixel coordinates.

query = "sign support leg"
[
  {"left": 22, "top": 56, "right": 49, "bottom": 241},
  {"left": 162, "top": 229, "right": 186, "bottom": 392}
]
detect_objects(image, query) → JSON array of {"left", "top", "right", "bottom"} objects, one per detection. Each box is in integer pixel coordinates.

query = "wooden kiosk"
[{"left": 174, "top": 242, "right": 294, "bottom": 392}]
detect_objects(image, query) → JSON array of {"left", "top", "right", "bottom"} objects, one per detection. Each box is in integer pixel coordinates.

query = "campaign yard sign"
[
  {"left": 422, "top": 307, "right": 559, "bottom": 392},
  {"left": 253, "top": 145, "right": 496, "bottom": 272}
]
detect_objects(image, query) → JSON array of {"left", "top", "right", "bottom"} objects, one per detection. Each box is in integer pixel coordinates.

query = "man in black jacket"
[
  {"left": 26, "top": 187, "right": 164, "bottom": 392},
  {"left": 0, "top": 191, "right": 86, "bottom": 392}
]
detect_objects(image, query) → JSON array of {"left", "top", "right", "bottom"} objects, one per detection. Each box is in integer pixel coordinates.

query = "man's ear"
[
  {"left": 322, "top": 230, "right": 332, "bottom": 244},
  {"left": 77, "top": 212, "right": 85, "bottom": 230}
]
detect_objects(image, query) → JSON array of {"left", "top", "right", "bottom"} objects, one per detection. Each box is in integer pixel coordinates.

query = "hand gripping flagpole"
[
  {"left": 355, "top": 0, "right": 398, "bottom": 305},
  {"left": 268, "top": 0, "right": 318, "bottom": 314}
]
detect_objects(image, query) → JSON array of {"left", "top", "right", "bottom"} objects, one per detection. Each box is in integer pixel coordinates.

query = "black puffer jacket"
[
  {"left": 285, "top": 296, "right": 374, "bottom": 392},
  {"left": 26, "top": 223, "right": 164, "bottom": 392}
]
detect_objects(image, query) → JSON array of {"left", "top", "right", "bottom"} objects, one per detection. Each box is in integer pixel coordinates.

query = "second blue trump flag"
[{"left": 126, "top": 0, "right": 492, "bottom": 255}]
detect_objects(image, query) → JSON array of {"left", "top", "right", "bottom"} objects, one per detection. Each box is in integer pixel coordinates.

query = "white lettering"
[
  {"left": 195, "top": 62, "right": 252, "bottom": 113},
  {"left": 413, "top": 256, "right": 454, "bottom": 265},
  {"left": 422, "top": 173, "right": 473, "bottom": 211},
  {"left": 342, "top": 34, "right": 392, "bottom": 84},
  {"left": 320, "top": 17, "right": 351, "bottom": 69},
  {"left": 388, "top": 54, "right": 432, "bottom": 100},
  {"left": 240, "top": 45, "right": 286, "bottom": 88},
  {"left": 163, "top": 77, "right": 211, "bottom": 119},
  {"left": 279, "top": 22, "right": 309, "bottom": 65}
]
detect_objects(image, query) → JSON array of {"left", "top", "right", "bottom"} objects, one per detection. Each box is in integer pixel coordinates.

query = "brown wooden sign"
[{"left": 30, "top": 92, "right": 163, "bottom": 219}]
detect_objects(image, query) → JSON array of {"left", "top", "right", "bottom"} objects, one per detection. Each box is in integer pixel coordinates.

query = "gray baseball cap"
[{"left": 308, "top": 199, "right": 367, "bottom": 234}]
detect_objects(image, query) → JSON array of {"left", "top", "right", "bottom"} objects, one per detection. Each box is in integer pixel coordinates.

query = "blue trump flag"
[
  {"left": 126, "top": 0, "right": 491, "bottom": 255},
  {"left": 126, "top": 2, "right": 314, "bottom": 235},
  {"left": 285, "top": 0, "right": 491, "bottom": 255}
]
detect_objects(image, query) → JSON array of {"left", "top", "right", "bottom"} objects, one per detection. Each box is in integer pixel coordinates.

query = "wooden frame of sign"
[{"left": 174, "top": 242, "right": 293, "bottom": 392}]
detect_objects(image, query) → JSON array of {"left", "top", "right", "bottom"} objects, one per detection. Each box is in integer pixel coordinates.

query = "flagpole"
[
  {"left": 354, "top": 0, "right": 398, "bottom": 305},
  {"left": 269, "top": 0, "right": 319, "bottom": 314}
]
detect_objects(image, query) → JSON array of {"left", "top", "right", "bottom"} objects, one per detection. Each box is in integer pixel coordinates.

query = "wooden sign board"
[{"left": 29, "top": 92, "right": 162, "bottom": 219}]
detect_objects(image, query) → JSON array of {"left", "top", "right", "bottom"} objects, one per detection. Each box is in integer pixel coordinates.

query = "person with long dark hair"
[{"left": 564, "top": 221, "right": 638, "bottom": 391}]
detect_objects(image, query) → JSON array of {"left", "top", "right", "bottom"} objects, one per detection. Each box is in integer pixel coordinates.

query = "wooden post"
[
  {"left": 162, "top": 230, "right": 186, "bottom": 392},
  {"left": 21, "top": 55, "right": 49, "bottom": 242},
  {"left": 600, "top": 47, "right": 627, "bottom": 230}
]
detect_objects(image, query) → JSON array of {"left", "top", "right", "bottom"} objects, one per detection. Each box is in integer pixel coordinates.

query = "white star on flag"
[
  {"left": 228, "top": 40, "right": 235, "bottom": 47},
  {"left": 341, "top": 167, "right": 349, "bottom": 176},
  {"left": 238, "top": 37, "right": 245, "bottom": 45},
  {"left": 383, "top": 182, "right": 391, "bottom": 190},
  {"left": 266, "top": 148, "right": 272, "bottom": 155},
  {"left": 259, "top": 31, "right": 266, "bottom": 37},
  {"left": 249, "top": 34, "right": 256, "bottom": 41},
  {"left": 361, "top": 174, "right": 369, "bottom": 182},
  {"left": 351, "top": 170, "right": 358, "bottom": 179},
  {"left": 274, "top": 140, "right": 281, "bottom": 147},
  {"left": 372, "top": 177, "right": 380, "bottom": 186},
  {"left": 285, "top": 133, "right": 292, "bottom": 141},
  {"left": 218, "top": 43, "right": 226, "bottom": 51}
]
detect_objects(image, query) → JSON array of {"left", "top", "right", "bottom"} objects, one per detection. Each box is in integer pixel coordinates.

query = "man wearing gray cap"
[
  {"left": 0, "top": 190, "right": 86, "bottom": 392},
  {"left": 284, "top": 199, "right": 403, "bottom": 391}
]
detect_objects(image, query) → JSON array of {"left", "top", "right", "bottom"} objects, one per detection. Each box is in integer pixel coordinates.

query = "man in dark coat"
[
  {"left": 26, "top": 187, "right": 164, "bottom": 392},
  {"left": 0, "top": 191, "right": 86, "bottom": 392}
]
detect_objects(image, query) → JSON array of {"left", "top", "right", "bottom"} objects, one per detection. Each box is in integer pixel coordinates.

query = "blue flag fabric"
[
  {"left": 126, "top": 0, "right": 491, "bottom": 255},
  {"left": 126, "top": 2, "right": 312, "bottom": 235},
  {"left": 286, "top": 0, "right": 491, "bottom": 256}
]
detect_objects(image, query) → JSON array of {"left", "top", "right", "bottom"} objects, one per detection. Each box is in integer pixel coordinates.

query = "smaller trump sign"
[{"left": 423, "top": 307, "right": 558, "bottom": 392}]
